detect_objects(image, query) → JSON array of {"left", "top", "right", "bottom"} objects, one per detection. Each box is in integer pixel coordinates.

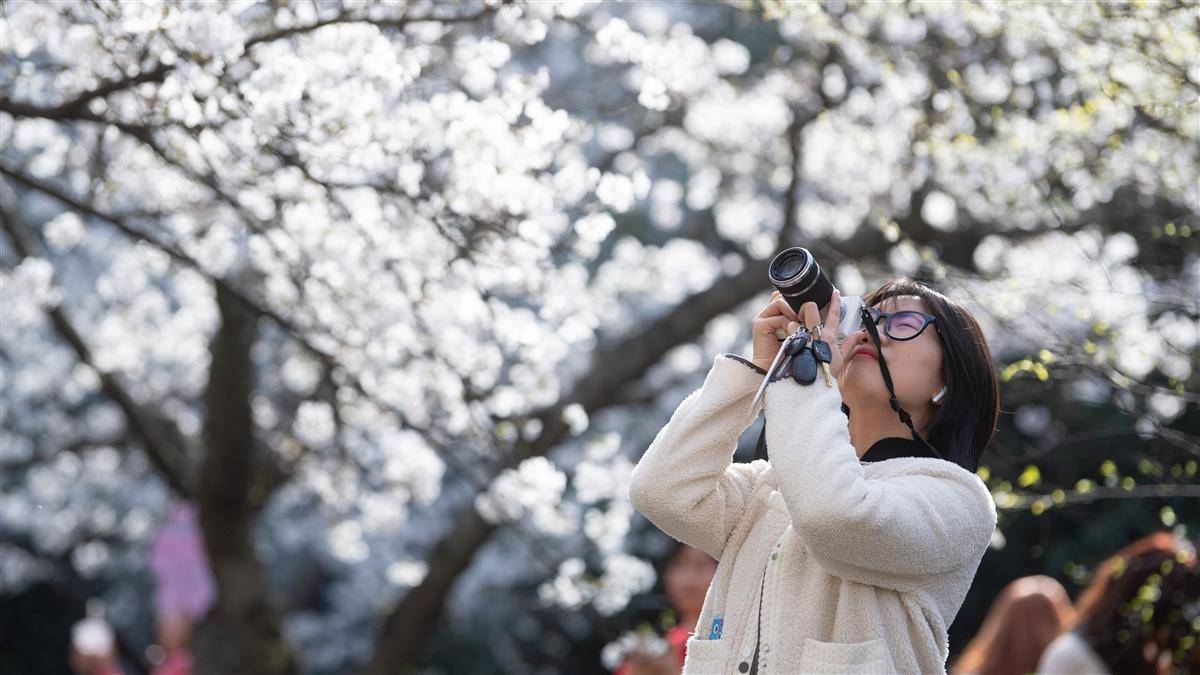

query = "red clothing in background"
[{"left": 152, "top": 649, "right": 193, "bottom": 675}]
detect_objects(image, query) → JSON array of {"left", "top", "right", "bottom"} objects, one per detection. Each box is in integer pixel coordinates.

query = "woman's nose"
[
  {"left": 841, "top": 328, "right": 888, "bottom": 355},
  {"left": 844, "top": 329, "right": 872, "bottom": 346},
  {"left": 840, "top": 329, "right": 865, "bottom": 354}
]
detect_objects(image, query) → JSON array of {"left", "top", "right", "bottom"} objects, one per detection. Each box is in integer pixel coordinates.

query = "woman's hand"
[
  {"left": 751, "top": 290, "right": 802, "bottom": 372},
  {"left": 797, "top": 289, "right": 845, "bottom": 385},
  {"left": 753, "top": 289, "right": 846, "bottom": 380}
]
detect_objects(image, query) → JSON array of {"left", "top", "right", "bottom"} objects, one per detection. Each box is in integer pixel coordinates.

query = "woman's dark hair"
[
  {"left": 1071, "top": 532, "right": 1199, "bottom": 675},
  {"left": 860, "top": 278, "right": 1000, "bottom": 472}
]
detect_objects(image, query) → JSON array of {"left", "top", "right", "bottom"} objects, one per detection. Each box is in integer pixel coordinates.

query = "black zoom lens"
[{"left": 768, "top": 246, "right": 834, "bottom": 316}]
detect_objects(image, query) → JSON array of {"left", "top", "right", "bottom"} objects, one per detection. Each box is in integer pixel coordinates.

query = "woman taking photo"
[{"left": 628, "top": 278, "right": 1000, "bottom": 674}]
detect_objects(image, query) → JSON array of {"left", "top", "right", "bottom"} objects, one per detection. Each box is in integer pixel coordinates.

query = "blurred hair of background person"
[
  {"left": 950, "top": 575, "right": 1075, "bottom": 675},
  {"left": 613, "top": 542, "right": 718, "bottom": 675},
  {"left": 1037, "top": 531, "right": 1199, "bottom": 675}
]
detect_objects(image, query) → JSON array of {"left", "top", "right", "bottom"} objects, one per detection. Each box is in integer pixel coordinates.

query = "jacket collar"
[{"left": 860, "top": 436, "right": 941, "bottom": 463}]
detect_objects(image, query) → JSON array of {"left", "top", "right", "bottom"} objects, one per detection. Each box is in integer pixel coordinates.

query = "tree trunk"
[{"left": 194, "top": 284, "right": 296, "bottom": 675}]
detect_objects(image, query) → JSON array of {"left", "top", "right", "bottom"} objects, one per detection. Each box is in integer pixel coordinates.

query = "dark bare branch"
[
  {"left": 0, "top": 209, "right": 194, "bottom": 497},
  {"left": 1002, "top": 484, "right": 1200, "bottom": 511},
  {"left": 243, "top": 3, "right": 506, "bottom": 50},
  {"left": 0, "top": 61, "right": 172, "bottom": 121}
]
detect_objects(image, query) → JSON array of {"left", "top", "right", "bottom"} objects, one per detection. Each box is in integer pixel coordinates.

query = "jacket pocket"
[
  {"left": 682, "top": 636, "right": 730, "bottom": 674},
  {"left": 799, "top": 637, "right": 892, "bottom": 674}
]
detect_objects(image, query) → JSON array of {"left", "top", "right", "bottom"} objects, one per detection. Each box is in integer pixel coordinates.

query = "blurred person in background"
[
  {"left": 951, "top": 575, "right": 1075, "bottom": 675},
  {"left": 146, "top": 502, "right": 214, "bottom": 675},
  {"left": 1037, "top": 531, "right": 1198, "bottom": 675},
  {"left": 68, "top": 599, "right": 122, "bottom": 675},
  {"left": 69, "top": 503, "right": 214, "bottom": 675},
  {"left": 614, "top": 542, "right": 718, "bottom": 675}
]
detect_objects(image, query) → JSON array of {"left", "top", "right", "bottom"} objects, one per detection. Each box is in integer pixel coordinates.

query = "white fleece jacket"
[{"left": 628, "top": 353, "right": 997, "bottom": 675}]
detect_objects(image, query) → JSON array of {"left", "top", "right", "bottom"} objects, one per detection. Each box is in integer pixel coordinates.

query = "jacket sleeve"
[
  {"left": 627, "top": 353, "right": 769, "bottom": 560},
  {"left": 761, "top": 375, "right": 997, "bottom": 591}
]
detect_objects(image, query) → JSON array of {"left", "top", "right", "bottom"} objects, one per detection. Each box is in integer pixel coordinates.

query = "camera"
[{"left": 768, "top": 246, "right": 862, "bottom": 340}]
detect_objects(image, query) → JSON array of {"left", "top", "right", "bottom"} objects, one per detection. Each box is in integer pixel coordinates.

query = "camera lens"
[
  {"left": 768, "top": 246, "right": 834, "bottom": 316},
  {"left": 769, "top": 248, "right": 811, "bottom": 286},
  {"left": 775, "top": 252, "right": 807, "bottom": 280}
]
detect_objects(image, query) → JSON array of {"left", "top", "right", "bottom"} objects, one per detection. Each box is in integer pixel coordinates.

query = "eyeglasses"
[{"left": 861, "top": 307, "right": 940, "bottom": 341}]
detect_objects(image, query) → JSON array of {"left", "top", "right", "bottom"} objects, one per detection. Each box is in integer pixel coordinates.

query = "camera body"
[{"left": 768, "top": 246, "right": 862, "bottom": 340}]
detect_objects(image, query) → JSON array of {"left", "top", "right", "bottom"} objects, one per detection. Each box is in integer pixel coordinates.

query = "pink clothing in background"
[{"left": 149, "top": 502, "right": 215, "bottom": 622}]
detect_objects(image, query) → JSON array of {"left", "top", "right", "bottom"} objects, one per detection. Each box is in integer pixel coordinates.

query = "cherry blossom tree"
[{"left": 1, "top": 1, "right": 1195, "bottom": 673}]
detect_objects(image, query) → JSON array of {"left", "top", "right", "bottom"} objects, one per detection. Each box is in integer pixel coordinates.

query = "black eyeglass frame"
[{"left": 861, "top": 306, "right": 941, "bottom": 342}]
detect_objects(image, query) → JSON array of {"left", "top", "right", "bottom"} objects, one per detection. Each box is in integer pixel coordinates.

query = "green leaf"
[{"left": 1018, "top": 465, "right": 1041, "bottom": 487}]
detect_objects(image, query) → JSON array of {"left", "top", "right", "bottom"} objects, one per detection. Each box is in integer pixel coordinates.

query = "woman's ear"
[{"left": 932, "top": 385, "right": 947, "bottom": 404}]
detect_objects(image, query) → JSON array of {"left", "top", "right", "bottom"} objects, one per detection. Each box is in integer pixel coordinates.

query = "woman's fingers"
[
  {"left": 795, "top": 292, "right": 840, "bottom": 328},
  {"left": 751, "top": 312, "right": 795, "bottom": 363},
  {"left": 775, "top": 296, "right": 798, "bottom": 320},
  {"left": 753, "top": 312, "right": 792, "bottom": 338},
  {"left": 755, "top": 313, "right": 791, "bottom": 334},
  {"left": 800, "top": 300, "right": 821, "bottom": 328},
  {"left": 757, "top": 295, "right": 798, "bottom": 320},
  {"left": 825, "top": 289, "right": 841, "bottom": 339}
]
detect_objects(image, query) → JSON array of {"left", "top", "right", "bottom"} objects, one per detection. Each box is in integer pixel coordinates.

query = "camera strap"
[{"left": 859, "top": 305, "right": 945, "bottom": 459}]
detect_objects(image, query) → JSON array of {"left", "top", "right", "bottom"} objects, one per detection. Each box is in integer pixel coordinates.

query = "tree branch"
[
  {"left": 0, "top": 209, "right": 194, "bottom": 497},
  {"left": 0, "top": 163, "right": 493, "bottom": 497},
  {"left": 1002, "top": 484, "right": 1200, "bottom": 511},
  {"left": 0, "top": 62, "right": 172, "bottom": 121},
  {"left": 243, "top": 3, "right": 506, "bottom": 49}
]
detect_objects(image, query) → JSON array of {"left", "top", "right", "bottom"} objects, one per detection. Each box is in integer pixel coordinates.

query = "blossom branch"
[{"left": 0, "top": 209, "right": 195, "bottom": 497}]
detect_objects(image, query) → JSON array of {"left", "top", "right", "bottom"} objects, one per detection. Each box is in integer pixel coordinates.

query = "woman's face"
[
  {"left": 838, "top": 295, "right": 945, "bottom": 425},
  {"left": 663, "top": 545, "right": 717, "bottom": 618}
]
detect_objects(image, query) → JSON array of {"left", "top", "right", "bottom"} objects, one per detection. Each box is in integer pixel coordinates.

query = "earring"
[{"left": 932, "top": 386, "right": 946, "bottom": 404}]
